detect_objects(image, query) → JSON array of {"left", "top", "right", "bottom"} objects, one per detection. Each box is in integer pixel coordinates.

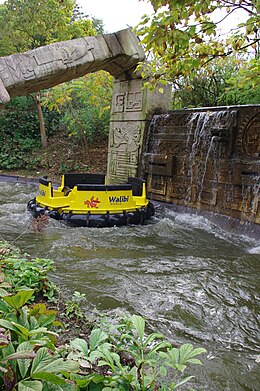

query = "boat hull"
[{"left": 27, "top": 198, "right": 155, "bottom": 228}]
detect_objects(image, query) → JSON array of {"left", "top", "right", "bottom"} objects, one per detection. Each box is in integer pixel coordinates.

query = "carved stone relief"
[
  {"left": 108, "top": 121, "right": 144, "bottom": 183},
  {"left": 235, "top": 107, "right": 260, "bottom": 159},
  {"left": 0, "top": 28, "right": 145, "bottom": 103}
]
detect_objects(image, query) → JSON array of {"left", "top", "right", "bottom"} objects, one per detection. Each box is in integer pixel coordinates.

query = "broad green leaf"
[
  {"left": 29, "top": 303, "right": 47, "bottom": 316},
  {"left": 33, "top": 357, "right": 79, "bottom": 374},
  {"left": 0, "top": 319, "right": 29, "bottom": 337},
  {"left": 89, "top": 329, "right": 108, "bottom": 351},
  {"left": 31, "top": 372, "right": 66, "bottom": 385},
  {"left": 180, "top": 344, "right": 206, "bottom": 363},
  {"left": 179, "top": 344, "right": 194, "bottom": 363},
  {"left": 131, "top": 314, "right": 145, "bottom": 342},
  {"left": 30, "top": 347, "right": 56, "bottom": 374},
  {"left": 70, "top": 338, "right": 89, "bottom": 356},
  {"left": 31, "top": 347, "right": 79, "bottom": 375},
  {"left": 3, "top": 289, "right": 34, "bottom": 310},
  {"left": 17, "top": 342, "right": 34, "bottom": 378},
  {"left": 160, "top": 347, "right": 179, "bottom": 365},
  {"left": 18, "top": 379, "right": 43, "bottom": 391}
]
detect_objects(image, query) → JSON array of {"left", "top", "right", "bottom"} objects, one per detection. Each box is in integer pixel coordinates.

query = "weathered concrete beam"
[{"left": 0, "top": 28, "right": 145, "bottom": 104}]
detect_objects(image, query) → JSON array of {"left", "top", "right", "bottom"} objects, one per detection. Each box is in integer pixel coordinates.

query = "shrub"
[{"left": 0, "top": 96, "right": 60, "bottom": 170}]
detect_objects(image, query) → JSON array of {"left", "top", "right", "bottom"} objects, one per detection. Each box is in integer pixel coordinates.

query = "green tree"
[
  {"left": 0, "top": 0, "right": 95, "bottom": 56},
  {"left": 0, "top": 0, "right": 96, "bottom": 148},
  {"left": 43, "top": 71, "right": 113, "bottom": 152},
  {"left": 172, "top": 56, "right": 260, "bottom": 108},
  {"left": 136, "top": 0, "right": 260, "bottom": 85}
]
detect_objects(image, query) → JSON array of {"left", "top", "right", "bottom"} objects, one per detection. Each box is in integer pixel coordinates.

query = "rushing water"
[{"left": 0, "top": 181, "right": 259, "bottom": 391}]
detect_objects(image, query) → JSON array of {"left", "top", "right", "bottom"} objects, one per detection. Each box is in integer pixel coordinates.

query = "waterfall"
[
  {"left": 186, "top": 110, "right": 236, "bottom": 206},
  {"left": 140, "top": 105, "right": 259, "bottom": 225}
]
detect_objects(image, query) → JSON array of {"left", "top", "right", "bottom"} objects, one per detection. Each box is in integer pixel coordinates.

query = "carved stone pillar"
[{"left": 107, "top": 73, "right": 171, "bottom": 183}]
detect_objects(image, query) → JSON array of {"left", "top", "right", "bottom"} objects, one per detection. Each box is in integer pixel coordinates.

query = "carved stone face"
[{"left": 243, "top": 115, "right": 260, "bottom": 158}]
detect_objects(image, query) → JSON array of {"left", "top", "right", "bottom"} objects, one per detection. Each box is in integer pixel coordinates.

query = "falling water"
[{"left": 186, "top": 110, "right": 236, "bottom": 205}]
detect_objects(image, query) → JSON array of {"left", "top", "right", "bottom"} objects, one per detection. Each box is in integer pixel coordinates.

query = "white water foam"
[{"left": 247, "top": 246, "right": 260, "bottom": 254}]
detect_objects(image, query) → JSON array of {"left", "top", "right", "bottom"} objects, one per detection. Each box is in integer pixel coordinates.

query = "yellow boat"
[{"left": 27, "top": 173, "right": 154, "bottom": 227}]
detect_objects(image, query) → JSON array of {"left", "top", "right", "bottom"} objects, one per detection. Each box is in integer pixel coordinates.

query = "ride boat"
[{"left": 27, "top": 173, "right": 154, "bottom": 227}]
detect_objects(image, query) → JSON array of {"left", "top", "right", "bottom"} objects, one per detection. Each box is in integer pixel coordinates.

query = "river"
[{"left": 0, "top": 181, "right": 259, "bottom": 390}]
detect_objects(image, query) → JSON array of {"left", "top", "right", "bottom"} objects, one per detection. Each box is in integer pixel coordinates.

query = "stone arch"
[{"left": 0, "top": 28, "right": 171, "bottom": 182}]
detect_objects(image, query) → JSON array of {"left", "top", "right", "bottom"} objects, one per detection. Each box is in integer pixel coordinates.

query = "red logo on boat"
[{"left": 84, "top": 196, "right": 100, "bottom": 208}]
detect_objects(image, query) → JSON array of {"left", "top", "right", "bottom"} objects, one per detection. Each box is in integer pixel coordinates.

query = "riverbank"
[{"left": 0, "top": 131, "right": 108, "bottom": 182}]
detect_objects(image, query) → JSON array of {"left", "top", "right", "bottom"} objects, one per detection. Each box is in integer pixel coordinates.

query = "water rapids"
[{"left": 0, "top": 182, "right": 259, "bottom": 390}]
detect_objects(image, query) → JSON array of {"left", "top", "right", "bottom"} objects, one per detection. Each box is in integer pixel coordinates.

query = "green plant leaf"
[
  {"left": 3, "top": 289, "right": 34, "bottom": 310},
  {"left": 175, "top": 375, "right": 194, "bottom": 388},
  {"left": 180, "top": 344, "right": 206, "bottom": 364},
  {"left": 28, "top": 327, "right": 59, "bottom": 338},
  {"left": 0, "top": 319, "right": 29, "bottom": 337},
  {"left": 18, "top": 379, "right": 43, "bottom": 391},
  {"left": 161, "top": 347, "right": 179, "bottom": 364},
  {"left": 31, "top": 372, "right": 66, "bottom": 385},
  {"left": 89, "top": 329, "right": 108, "bottom": 351},
  {"left": 17, "top": 342, "right": 34, "bottom": 378},
  {"left": 30, "top": 347, "right": 56, "bottom": 374},
  {"left": 70, "top": 338, "right": 89, "bottom": 356},
  {"left": 31, "top": 347, "right": 79, "bottom": 375},
  {"left": 131, "top": 314, "right": 145, "bottom": 342},
  {"left": 143, "top": 332, "right": 164, "bottom": 348},
  {"left": 148, "top": 340, "right": 171, "bottom": 356}
]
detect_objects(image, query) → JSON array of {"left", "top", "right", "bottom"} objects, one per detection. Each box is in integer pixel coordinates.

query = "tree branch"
[{"left": 200, "top": 38, "right": 260, "bottom": 67}]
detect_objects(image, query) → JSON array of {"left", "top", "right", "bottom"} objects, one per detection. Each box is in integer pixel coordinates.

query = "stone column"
[{"left": 107, "top": 72, "right": 171, "bottom": 183}]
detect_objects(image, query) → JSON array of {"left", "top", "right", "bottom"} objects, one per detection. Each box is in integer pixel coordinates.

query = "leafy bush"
[
  {"left": 43, "top": 71, "right": 113, "bottom": 150},
  {"left": 0, "top": 96, "right": 60, "bottom": 170},
  {"left": 61, "top": 105, "right": 110, "bottom": 148},
  {"left": 172, "top": 56, "right": 260, "bottom": 109},
  {"left": 0, "top": 290, "right": 78, "bottom": 390},
  {"left": 67, "top": 314, "right": 206, "bottom": 390},
  {"left": 0, "top": 242, "right": 57, "bottom": 301}
]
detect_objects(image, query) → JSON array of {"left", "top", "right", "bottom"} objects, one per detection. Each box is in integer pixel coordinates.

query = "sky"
[
  {"left": 78, "top": 0, "right": 154, "bottom": 33},
  {"left": 0, "top": 0, "right": 154, "bottom": 33},
  {"left": 0, "top": 0, "right": 247, "bottom": 36}
]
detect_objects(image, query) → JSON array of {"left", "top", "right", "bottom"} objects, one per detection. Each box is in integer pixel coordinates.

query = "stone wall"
[{"left": 142, "top": 105, "right": 260, "bottom": 224}]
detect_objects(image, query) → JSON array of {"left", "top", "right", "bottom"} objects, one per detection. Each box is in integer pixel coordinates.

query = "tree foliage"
[
  {"left": 0, "top": 0, "right": 96, "bottom": 56},
  {"left": 173, "top": 56, "right": 260, "bottom": 108},
  {"left": 136, "top": 0, "right": 260, "bottom": 84},
  {"left": 0, "top": 96, "right": 60, "bottom": 169},
  {"left": 43, "top": 71, "right": 114, "bottom": 150},
  {"left": 0, "top": 0, "right": 98, "bottom": 150}
]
